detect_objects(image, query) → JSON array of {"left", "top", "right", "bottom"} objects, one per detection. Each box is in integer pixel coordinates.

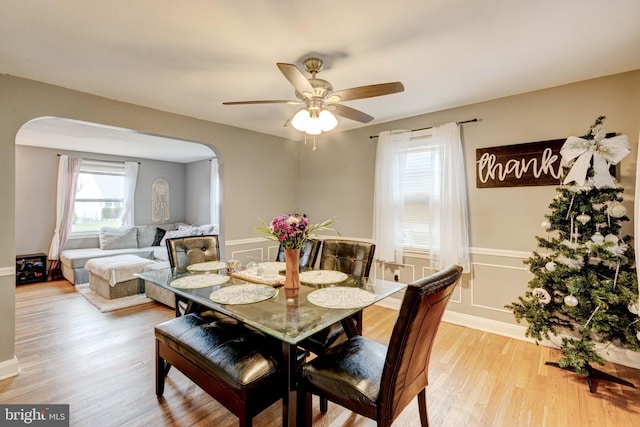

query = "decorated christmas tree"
[{"left": 507, "top": 116, "right": 640, "bottom": 388}]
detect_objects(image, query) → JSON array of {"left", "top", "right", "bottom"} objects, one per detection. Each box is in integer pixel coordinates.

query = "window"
[
  {"left": 71, "top": 160, "right": 125, "bottom": 233},
  {"left": 400, "top": 132, "right": 439, "bottom": 250}
]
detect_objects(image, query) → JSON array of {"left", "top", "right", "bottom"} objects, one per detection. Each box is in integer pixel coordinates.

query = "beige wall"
[
  {"left": 297, "top": 70, "right": 640, "bottom": 330},
  {"left": 0, "top": 74, "right": 297, "bottom": 371}
]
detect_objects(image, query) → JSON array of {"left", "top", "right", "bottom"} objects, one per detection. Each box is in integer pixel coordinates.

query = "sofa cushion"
[
  {"left": 137, "top": 225, "right": 157, "bottom": 248},
  {"left": 99, "top": 226, "right": 138, "bottom": 250},
  {"left": 60, "top": 247, "right": 155, "bottom": 269},
  {"left": 154, "top": 246, "right": 169, "bottom": 262}
]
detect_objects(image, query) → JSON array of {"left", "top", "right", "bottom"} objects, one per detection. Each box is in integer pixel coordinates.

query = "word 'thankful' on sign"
[{"left": 476, "top": 139, "right": 565, "bottom": 188}]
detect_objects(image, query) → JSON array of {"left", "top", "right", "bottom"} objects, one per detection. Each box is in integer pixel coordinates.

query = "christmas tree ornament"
[
  {"left": 541, "top": 220, "right": 551, "bottom": 231},
  {"left": 637, "top": 331, "right": 640, "bottom": 341},
  {"left": 591, "top": 232, "right": 604, "bottom": 245},
  {"left": 604, "top": 234, "right": 619, "bottom": 244},
  {"left": 560, "top": 123, "right": 630, "bottom": 188},
  {"left": 545, "top": 261, "right": 556, "bottom": 272},
  {"left": 533, "top": 288, "right": 551, "bottom": 305},
  {"left": 564, "top": 294, "right": 579, "bottom": 307},
  {"left": 628, "top": 302, "right": 640, "bottom": 315},
  {"left": 608, "top": 203, "right": 627, "bottom": 218},
  {"left": 576, "top": 213, "right": 591, "bottom": 225}
]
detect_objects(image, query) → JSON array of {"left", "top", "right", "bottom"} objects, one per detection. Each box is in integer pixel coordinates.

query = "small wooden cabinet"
[{"left": 16, "top": 253, "right": 47, "bottom": 285}]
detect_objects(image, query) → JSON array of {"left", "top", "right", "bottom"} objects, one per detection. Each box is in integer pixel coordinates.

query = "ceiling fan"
[{"left": 223, "top": 57, "right": 404, "bottom": 135}]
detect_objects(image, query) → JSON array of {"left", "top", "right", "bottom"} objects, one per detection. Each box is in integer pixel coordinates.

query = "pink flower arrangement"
[{"left": 256, "top": 214, "right": 336, "bottom": 249}]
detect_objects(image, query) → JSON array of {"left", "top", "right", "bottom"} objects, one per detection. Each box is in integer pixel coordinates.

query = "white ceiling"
[{"left": 3, "top": 0, "right": 640, "bottom": 145}]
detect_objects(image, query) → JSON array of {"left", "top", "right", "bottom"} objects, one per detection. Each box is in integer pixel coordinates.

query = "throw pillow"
[
  {"left": 99, "top": 226, "right": 138, "bottom": 250},
  {"left": 196, "top": 224, "right": 216, "bottom": 235},
  {"left": 159, "top": 227, "right": 204, "bottom": 247},
  {"left": 152, "top": 228, "right": 166, "bottom": 246}
]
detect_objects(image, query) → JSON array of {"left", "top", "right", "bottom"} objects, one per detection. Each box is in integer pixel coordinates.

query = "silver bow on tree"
[{"left": 561, "top": 124, "right": 630, "bottom": 188}]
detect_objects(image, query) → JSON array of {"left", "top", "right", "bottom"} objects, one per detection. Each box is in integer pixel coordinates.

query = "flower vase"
[{"left": 284, "top": 248, "right": 301, "bottom": 289}]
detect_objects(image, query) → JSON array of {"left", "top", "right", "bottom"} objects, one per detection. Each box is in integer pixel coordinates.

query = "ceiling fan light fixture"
[
  {"left": 291, "top": 107, "right": 336, "bottom": 135},
  {"left": 319, "top": 109, "right": 338, "bottom": 132},
  {"left": 291, "top": 108, "right": 311, "bottom": 132}
]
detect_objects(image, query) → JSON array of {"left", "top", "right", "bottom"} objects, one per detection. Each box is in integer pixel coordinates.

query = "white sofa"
[{"left": 59, "top": 223, "right": 215, "bottom": 285}]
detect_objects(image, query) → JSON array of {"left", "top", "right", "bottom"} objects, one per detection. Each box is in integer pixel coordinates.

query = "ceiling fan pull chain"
[{"left": 313, "top": 135, "right": 317, "bottom": 151}]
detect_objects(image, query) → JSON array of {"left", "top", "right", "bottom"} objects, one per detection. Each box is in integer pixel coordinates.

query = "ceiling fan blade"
[
  {"left": 330, "top": 104, "right": 374, "bottom": 123},
  {"left": 276, "top": 63, "right": 315, "bottom": 98},
  {"left": 223, "top": 100, "right": 301, "bottom": 105},
  {"left": 326, "top": 82, "right": 404, "bottom": 103}
]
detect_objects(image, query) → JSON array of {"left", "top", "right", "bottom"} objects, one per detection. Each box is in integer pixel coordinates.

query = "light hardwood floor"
[{"left": 2, "top": 280, "right": 639, "bottom": 426}]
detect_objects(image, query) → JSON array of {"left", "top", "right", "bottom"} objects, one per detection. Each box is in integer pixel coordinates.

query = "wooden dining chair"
[
  {"left": 298, "top": 265, "right": 463, "bottom": 427},
  {"left": 275, "top": 238, "right": 321, "bottom": 269}
]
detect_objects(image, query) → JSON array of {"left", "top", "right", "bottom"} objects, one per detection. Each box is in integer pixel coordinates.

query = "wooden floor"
[{"left": 2, "top": 281, "right": 639, "bottom": 427}]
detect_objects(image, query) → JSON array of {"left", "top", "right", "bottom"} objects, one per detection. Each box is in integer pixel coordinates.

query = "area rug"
[{"left": 76, "top": 283, "right": 153, "bottom": 312}]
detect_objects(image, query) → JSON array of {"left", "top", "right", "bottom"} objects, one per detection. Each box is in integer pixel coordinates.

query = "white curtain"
[
  {"left": 119, "top": 161, "right": 138, "bottom": 226},
  {"left": 373, "top": 130, "right": 411, "bottom": 263},
  {"left": 48, "top": 155, "right": 82, "bottom": 261},
  {"left": 210, "top": 158, "right": 220, "bottom": 230},
  {"left": 429, "top": 122, "right": 471, "bottom": 272}
]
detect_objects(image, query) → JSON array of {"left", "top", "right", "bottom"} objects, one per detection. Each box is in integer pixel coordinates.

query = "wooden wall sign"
[{"left": 476, "top": 139, "right": 565, "bottom": 188}]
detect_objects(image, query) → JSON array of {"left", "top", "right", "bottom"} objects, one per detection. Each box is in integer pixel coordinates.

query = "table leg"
[{"left": 281, "top": 342, "right": 299, "bottom": 427}]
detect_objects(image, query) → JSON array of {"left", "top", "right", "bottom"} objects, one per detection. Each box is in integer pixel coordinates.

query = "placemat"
[
  {"left": 307, "top": 287, "right": 376, "bottom": 309},
  {"left": 209, "top": 284, "right": 277, "bottom": 305},
  {"left": 299, "top": 270, "right": 348, "bottom": 285},
  {"left": 170, "top": 274, "right": 230, "bottom": 289},
  {"left": 186, "top": 261, "right": 227, "bottom": 272}
]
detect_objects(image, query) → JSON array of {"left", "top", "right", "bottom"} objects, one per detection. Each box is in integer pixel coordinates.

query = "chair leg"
[
  {"left": 156, "top": 351, "right": 166, "bottom": 396},
  {"left": 320, "top": 396, "right": 328, "bottom": 414},
  {"left": 238, "top": 411, "right": 252, "bottom": 427},
  {"left": 304, "top": 392, "right": 313, "bottom": 427},
  {"left": 417, "top": 388, "right": 429, "bottom": 427}
]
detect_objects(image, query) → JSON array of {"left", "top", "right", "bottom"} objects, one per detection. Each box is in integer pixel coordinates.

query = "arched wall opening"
[{"left": 15, "top": 116, "right": 221, "bottom": 257}]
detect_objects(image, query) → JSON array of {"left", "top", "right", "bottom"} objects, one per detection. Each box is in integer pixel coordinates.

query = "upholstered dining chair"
[
  {"left": 298, "top": 264, "right": 463, "bottom": 427},
  {"left": 166, "top": 234, "right": 221, "bottom": 272},
  {"left": 166, "top": 234, "right": 221, "bottom": 317},
  {"left": 275, "top": 238, "right": 321, "bottom": 269},
  {"left": 298, "top": 239, "right": 376, "bottom": 355}
]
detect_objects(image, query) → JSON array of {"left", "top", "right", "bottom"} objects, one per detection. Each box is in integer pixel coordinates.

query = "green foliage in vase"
[{"left": 506, "top": 117, "right": 640, "bottom": 376}]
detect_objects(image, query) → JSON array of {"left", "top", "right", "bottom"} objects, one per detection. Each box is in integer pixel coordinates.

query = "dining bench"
[{"left": 155, "top": 312, "right": 285, "bottom": 427}]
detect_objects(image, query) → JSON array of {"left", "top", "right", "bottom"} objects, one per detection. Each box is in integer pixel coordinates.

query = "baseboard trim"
[
  {"left": 373, "top": 306, "right": 640, "bottom": 370},
  {"left": 0, "top": 356, "right": 20, "bottom": 380},
  {"left": 442, "top": 310, "right": 640, "bottom": 370},
  {"left": 0, "top": 266, "right": 15, "bottom": 277}
]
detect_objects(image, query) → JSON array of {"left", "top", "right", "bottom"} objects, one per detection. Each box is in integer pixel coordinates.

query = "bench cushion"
[{"left": 155, "top": 314, "right": 282, "bottom": 398}]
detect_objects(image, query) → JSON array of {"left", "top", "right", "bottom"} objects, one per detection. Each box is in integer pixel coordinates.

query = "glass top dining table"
[
  {"left": 137, "top": 263, "right": 406, "bottom": 427},
  {"left": 137, "top": 264, "right": 406, "bottom": 345}
]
